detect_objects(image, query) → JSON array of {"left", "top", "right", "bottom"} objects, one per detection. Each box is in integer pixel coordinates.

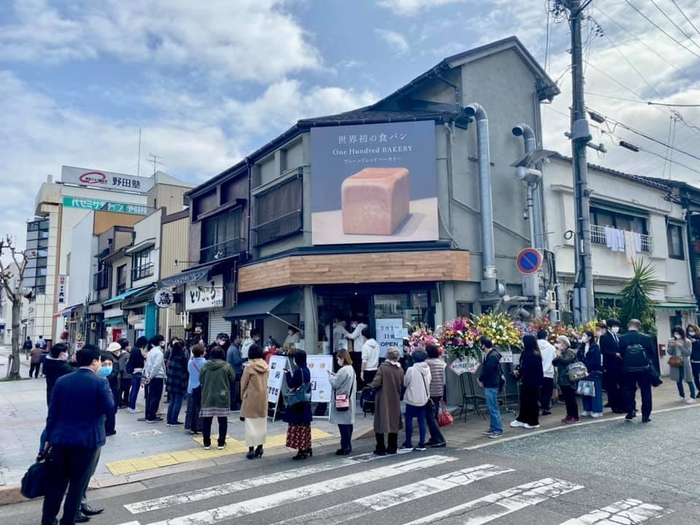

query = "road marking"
[
  {"left": 559, "top": 498, "right": 667, "bottom": 524},
  {"left": 271, "top": 464, "right": 514, "bottom": 525},
  {"left": 404, "top": 477, "right": 584, "bottom": 524},
  {"left": 126, "top": 452, "right": 386, "bottom": 514},
  {"left": 115, "top": 522, "right": 142, "bottom": 525},
  {"left": 145, "top": 455, "right": 457, "bottom": 525}
]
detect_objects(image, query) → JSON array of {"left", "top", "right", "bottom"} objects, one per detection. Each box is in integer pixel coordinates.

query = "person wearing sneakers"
[
  {"left": 143, "top": 335, "right": 167, "bottom": 423},
  {"left": 581, "top": 330, "right": 604, "bottom": 418},
  {"left": 667, "top": 326, "right": 696, "bottom": 404},
  {"left": 199, "top": 346, "right": 236, "bottom": 450},
  {"left": 553, "top": 336, "right": 580, "bottom": 424},
  {"left": 478, "top": 337, "right": 504, "bottom": 439},
  {"left": 401, "top": 349, "right": 431, "bottom": 451},
  {"left": 511, "top": 335, "right": 543, "bottom": 430},
  {"left": 126, "top": 336, "right": 148, "bottom": 413},
  {"left": 537, "top": 330, "right": 556, "bottom": 416},
  {"left": 619, "top": 319, "right": 655, "bottom": 423}
]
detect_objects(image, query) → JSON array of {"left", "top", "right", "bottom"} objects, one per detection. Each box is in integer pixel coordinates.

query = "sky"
[{"left": 2, "top": 0, "right": 700, "bottom": 250}]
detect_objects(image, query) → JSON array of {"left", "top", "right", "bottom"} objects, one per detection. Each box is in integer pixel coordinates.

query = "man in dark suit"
[
  {"left": 619, "top": 319, "right": 656, "bottom": 423},
  {"left": 41, "top": 345, "right": 114, "bottom": 525},
  {"left": 600, "top": 318, "right": 624, "bottom": 413}
]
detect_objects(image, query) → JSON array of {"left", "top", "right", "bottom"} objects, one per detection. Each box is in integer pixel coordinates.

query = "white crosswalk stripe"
[
  {"left": 145, "top": 455, "right": 456, "bottom": 525},
  {"left": 270, "top": 464, "right": 514, "bottom": 525},
  {"left": 559, "top": 498, "right": 667, "bottom": 524},
  {"left": 404, "top": 478, "right": 585, "bottom": 525}
]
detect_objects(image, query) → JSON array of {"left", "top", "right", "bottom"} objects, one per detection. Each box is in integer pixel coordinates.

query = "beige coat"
[
  {"left": 240, "top": 359, "right": 269, "bottom": 419},
  {"left": 370, "top": 362, "right": 404, "bottom": 434}
]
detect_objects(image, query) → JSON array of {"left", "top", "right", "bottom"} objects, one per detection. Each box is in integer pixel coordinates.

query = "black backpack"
[
  {"left": 623, "top": 343, "right": 649, "bottom": 372},
  {"left": 360, "top": 387, "right": 375, "bottom": 416}
]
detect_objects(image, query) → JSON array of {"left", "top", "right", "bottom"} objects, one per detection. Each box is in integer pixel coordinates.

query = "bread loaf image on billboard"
[{"left": 341, "top": 167, "right": 410, "bottom": 235}]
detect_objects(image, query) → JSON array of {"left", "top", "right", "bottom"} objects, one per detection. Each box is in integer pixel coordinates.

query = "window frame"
[
  {"left": 199, "top": 207, "right": 244, "bottom": 263},
  {"left": 131, "top": 248, "right": 154, "bottom": 281},
  {"left": 667, "top": 222, "right": 685, "bottom": 260}
]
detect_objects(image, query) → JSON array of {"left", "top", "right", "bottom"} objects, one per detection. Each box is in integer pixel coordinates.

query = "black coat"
[
  {"left": 284, "top": 366, "right": 313, "bottom": 425},
  {"left": 619, "top": 330, "right": 655, "bottom": 363},
  {"left": 43, "top": 358, "right": 74, "bottom": 406},
  {"left": 600, "top": 331, "right": 622, "bottom": 372},
  {"left": 478, "top": 350, "right": 502, "bottom": 389},
  {"left": 518, "top": 349, "right": 544, "bottom": 388},
  {"left": 582, "top": 343, "right": 603, "bottom": 375}
]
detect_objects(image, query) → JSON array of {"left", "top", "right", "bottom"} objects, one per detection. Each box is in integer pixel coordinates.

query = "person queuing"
[
  {"left": 143, "top": 335, "right": 166, "bottom": 424},
  {"left": 580, "top": 330, "right": 604, "bottom": 418},
  {"left": 600, "top": 319, "right": 624, "bottom": 413},
  {"left": 185, "top": 343, "right": 206, "bottom": 435},
  {"left": 552, "top": 336, "right": 579, "bottom": 424},
  {"left": 165, "top": 342, "right": 189, "bottom": 426},
  {"left": 401, "top": 349, "right": 431, "bottom": 452},
  {"left": 510, "top": 335, "right": 543, "bottom": 430},
  {"left": 30, "top": 343, "right": 43, "bottom": 378},
  {"left": 284, "top": 350, "right": 314, "bottom": 460},
  {"left": 117, "top": 338, "right": 132, "bottom": 409},
  {"left": 537, "top": 330, "right": 556, "bottom": 416},
  {"left": 667, "top": 325, "right": 696, "bottom": 404},
  {"left": 361, "top": 335, "right": 380, "bottom": 386},
  {"left": 240, "top": 344, "right": 269, "bottom": 459},
  {"left": 425, "top": 344, "right": 447, "bottom": 448},
  {"left": 39, "top": 343, "right": 73, "bottom": 456},
  {"left": 478, "top": 337, "right": 504, "bottom": 439},
  {"left": 227, "top": 335, "right": 244, "bottom": 411},
  {"left": 619, "top": 319, "right": 655, "bottom": 423},
  {"left": 199, "top": 346, "right": 235, "bottom": 450},
  {"left": 328, "top": 349, "right": 357, "bottom": 455},
  {"left": 370, "top": 347, "right": 404, "bottom": 456},
  {"left": 100, "top": 351, "right": 118, "bottom": 437},
  {"left": 126, "top": 336, "right": 148, "bottom": 414},
  {"left": 687, "top": 324, "right": 700, "bottom": 394}
]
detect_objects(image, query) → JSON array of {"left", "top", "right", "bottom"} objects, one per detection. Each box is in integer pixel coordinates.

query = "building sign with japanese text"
[
  {"left": 61, "top": 165, "right": 155, "bottom": 194},
  {"left": 62, "top": 197, "right": 148, "bottom": 215},
  {"left": 185, "top": 275, "right": 224, "bottom": 312},
  {"left": 310, "top": 120, "right": 438, "bottom": 245},
  {"left": 58, "top": 275, "right": 67, "bottom": 304}
]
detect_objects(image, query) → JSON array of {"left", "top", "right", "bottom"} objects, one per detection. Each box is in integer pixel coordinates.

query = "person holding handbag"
[
  {"left": 401, "top": 349, "right": 431, "bottom": 452},
  {"left": 581, "top": 330, "right": 603, "bottom": 418},
  {"left": 328, "top": 349, "right": 356, "bottom": 455},
  {"left": 667, "top": 326, "right": 696, "bottom": 403},
  {"left": 284, "top": 350, "right": 314, "bottom": 459},
  {"left": 553, "top": 336, "right": 580, "bottom": 424}
]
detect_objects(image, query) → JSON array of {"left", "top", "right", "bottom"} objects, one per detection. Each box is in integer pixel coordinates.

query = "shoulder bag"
[
  {"left": 419, "top": 371, "right": 433, "bottom": 410},
  {"left": 21, "top": 447, "right": 52, "bottom": 499},
  {"left": 283, "top": 369, "right": 311, "bottom": 408},
  {"left": 334, "top": 368, "right": 355, "bottom": 412}
]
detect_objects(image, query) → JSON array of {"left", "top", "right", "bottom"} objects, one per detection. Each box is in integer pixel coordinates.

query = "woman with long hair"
[
  {"left": 284, "top": 350, "right": 314, "bottom": 459},
  {"left": 241, "top": 344, "right": 269, "bottom": 459},
  {"left": 328, "top": 349, "right": 356, "bottom": 455},
  {"left": 580, "top": 330, "right": 603, "bottom": 418},
  {"left": 667, "top": 325, "right": 696, "bottom": 403},
  {"left": 510, "top": 334, "right": 544, "bottom": 430}
]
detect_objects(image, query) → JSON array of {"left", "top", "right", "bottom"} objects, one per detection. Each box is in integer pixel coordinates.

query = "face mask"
[
  {"left": 689, "top": 331, "right": 696, "bottom": 337},
  {"left": 611, "top": 326, "right": 620, "bottom": 334},
  {"left": 337, "top": 359, "right": 344, "bottom": 367},
  {"left": 99, "top": 366, "right": 113, "bottom": 377},
  {"left": 288, "top": 331, "right": 294, "bottom": 336},
  {"left": 581, "top": 336, "right": 589, "bottom": 343},
  {"left": 674, "top": 333, "right": 682, "bottom": 340},
  {"left": 554, "top": 343, "right": 561, "bottom": 350},
  {"left": 351, "top": 323, "right": 357, "bottom": 329}
]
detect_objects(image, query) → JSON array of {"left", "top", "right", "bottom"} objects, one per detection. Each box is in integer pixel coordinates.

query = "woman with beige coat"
[
  {"left": 240, "top": 344, "right": 270, "bottom": 459},
  {"left": 370, "top": 347, "right": 404, "bottom": 456}
]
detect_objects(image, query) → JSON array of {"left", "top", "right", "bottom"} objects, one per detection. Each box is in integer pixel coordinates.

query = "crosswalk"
[{"left": 115, "top": 452, "right": 670, "bottom": 525}]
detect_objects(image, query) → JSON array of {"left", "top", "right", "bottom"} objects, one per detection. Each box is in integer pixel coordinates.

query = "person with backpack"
[
  {"left": 552, "top": 336, "right": 580, "bottom": 424},
  {"left": 478, "top": 337, "right": 504, "bottom": 439},
  {"left": 619, "top": 319, "right": 655, "bottom": 423},
  {"left": 580, "top": 330, "right": 603, "bottom": 418}
]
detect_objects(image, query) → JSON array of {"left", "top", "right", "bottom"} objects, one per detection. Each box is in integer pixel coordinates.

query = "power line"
[
  {"left": 648, "top": 0, "right": 700, "bottom": 51},
  {"left": 585, "top": 92, "right": 700, "bottom": 107},
  {"left": 671, "top": 0, "right": 700, "bottom": 40}
]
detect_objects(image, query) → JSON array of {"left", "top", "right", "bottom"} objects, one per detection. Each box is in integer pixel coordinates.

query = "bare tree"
[{"left": 0, "top": 236, "right": 29, "bottom": 380}]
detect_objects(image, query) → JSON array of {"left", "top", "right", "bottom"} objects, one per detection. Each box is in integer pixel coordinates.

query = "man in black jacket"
[
  {"left": 600, "top": 319, "right": 624, "bottom": 413},
  {"left": 619, "top": 319, "right": 655, "bottom": 423},
  {"left": 477, "top": 337, "right": 504, "bottom": 438},
  {"left": 44, "top": 343, "right": 73, "bottom": 406}
]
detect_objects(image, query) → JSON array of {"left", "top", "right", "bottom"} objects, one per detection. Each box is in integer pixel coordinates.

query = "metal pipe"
[
  {"left": 512, "top": 123, "right": 544, "bottom": 250},
  {"left": 464, "top": 103, "right": 497, "bottom": 283}
]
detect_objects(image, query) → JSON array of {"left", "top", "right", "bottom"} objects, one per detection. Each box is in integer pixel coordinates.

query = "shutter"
[{"left": 209, "top": 309, "right": 232, "bottom": 339}]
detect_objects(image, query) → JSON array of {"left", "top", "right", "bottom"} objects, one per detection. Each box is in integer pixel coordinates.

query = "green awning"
[
  {"left": 224, "top": 294, "right": 290, "bottom": 320},
  {"left": 103, "top": 285, "right": 152, "bottom": 307},
  {"left": 655, "top": 302, "right": 697, "bottom": 311}
]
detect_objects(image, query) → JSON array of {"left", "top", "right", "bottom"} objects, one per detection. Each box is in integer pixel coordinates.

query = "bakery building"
[{"left": 183, "top": 36, "right": 559, "bottom": 368}]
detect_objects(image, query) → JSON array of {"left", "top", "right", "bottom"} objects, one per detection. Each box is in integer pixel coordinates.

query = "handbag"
[
  {"left": 334, "top": 368, "right": 355, "bottom": 412},
  {"left": 567, "top": 361, "right": 588, "bottom": 382},
  {"left": 21, "top": 447, "right": 52, "bottom": 499},
  {"left": 668, "top": 355, "right": 683, "bottom": 368},
  {"left": 576, "top": 379, "right": 596, "bottom": 397},
  {"left": 438, "top": 405, "right": 454, "bottom": 427},
  {"left": 283, "top": 382, "right": 311, "bottom": 408}
]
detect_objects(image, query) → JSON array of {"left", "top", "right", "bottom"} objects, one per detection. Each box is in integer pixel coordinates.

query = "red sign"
[
  {"left": 516, "top": 248, "right": 543, "bottom": 275},
  {"left": 78, "top": 171, "right": 108, "bottom": 185}
]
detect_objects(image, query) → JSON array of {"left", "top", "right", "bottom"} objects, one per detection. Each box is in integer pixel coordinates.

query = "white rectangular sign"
[
  {"left": 307, "top": 355, "right": 333, "bottom": 404},
  {"left": 376, "top": 318, "right": 405, "bottom": 358},
  {"left": 58, "top": 275, "right": 68, "bottom": 304},
  {"left": 185, "top": 276, "right": 224, "bottom": 311},
  {"left": 61, "top": 165, "right": 155, "bottom": 194},
  {"left": 267, "top": 355, "right": 288, "bottom": 404}
]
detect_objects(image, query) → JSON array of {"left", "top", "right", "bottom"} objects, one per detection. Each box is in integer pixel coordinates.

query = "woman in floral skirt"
[{"left": 284, "top": 350, "right": 313, "bottom": 459}]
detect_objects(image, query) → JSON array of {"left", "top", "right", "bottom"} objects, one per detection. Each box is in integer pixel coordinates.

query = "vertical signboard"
[
  {"left": 376, "top": 318, "right": 405, "bottom": 358},
  {"left": 307, "top": 355, "right": 333, "bottom": 404},
  {"left": 57, "top": 276, "right": 67, "bottom": 304}
]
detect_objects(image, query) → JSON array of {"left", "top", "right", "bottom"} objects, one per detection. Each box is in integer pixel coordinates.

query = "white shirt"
[
  {"left": 537, "top": 339, "right": 556, "bottom": 379},
  {"left": 241, "top": 338, "right": 256, "bottom": 360},
  {"left": 361, "top": 339, "right": 380, "bottom": 371}
]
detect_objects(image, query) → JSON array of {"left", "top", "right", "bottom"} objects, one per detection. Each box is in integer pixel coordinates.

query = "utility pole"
[{"left": 561, "top": 0, "right": 594, "bottom": 324}]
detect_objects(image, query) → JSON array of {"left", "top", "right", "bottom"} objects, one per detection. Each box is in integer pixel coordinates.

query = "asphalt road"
[{"left": 5, "top": 408, "right": 699, "bottom": 525}]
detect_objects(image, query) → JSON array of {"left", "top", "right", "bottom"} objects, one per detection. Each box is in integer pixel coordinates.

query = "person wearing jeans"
[
  {"left": 401, "top": 349, "right": 431, "bottom": 451},
  {"left": 478, "top": 337, "right": 504, "bottom": 438},
  {"left": 581, "top": 330, "right": 604, "bottom": 417},
  {"left": 667, "top": 326, "right": 696, "bottom": 404},
  {"left": 126, "top": 336, "right": 148, "bottom": 413},
  {"left": 165, "top": 342, "right": 188, "bottom": 426}
]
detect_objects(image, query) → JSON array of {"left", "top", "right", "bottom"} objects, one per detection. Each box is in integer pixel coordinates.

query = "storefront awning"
[
  {"left": 103, "top": 317, "right": 125, "bottom": 326},
  {"left": 53, "top": 303, "right": 82, "bottom": 318},
  {"left": 160, "top": 265, "right": 212, "bottom": 287},
  {"left": 224, "top": 294, "right": 290, "bottom": 320},
  {"left": 121, "top": 284, "right": 158, "bottom": 308},
  {"left": 655, "top": 302, "right": 697, "bottom": 311},
  {"left": 103, "top": 285, "right": 152, "bottom": 307}
]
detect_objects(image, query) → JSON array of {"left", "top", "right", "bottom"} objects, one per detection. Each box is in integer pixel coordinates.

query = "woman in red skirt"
[{"left": 284, "top": 351, "right": 313, "bottom": 459}]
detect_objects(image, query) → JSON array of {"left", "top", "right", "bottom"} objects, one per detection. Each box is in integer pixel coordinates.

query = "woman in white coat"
[{"left": 328, "top": 349, "right": 357, "bottom": 455}]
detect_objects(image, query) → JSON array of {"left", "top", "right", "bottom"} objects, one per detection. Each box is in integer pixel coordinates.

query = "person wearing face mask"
[
  {"left": 552, "top": 336, "right": 580, "bottom": 424},
  {"left": 687, "top": 324, "right": 700, "bottom": 394},
  {"left": 283, "top": 326, "right": 301, "bottom": 348},
  {"left": 580, "top": 330, "right": 603, "bottom": 417},
  {"left": 101, "top": 351, "right": 118, "bottom": 436},
  {"left": 328, "top": 349, "right": 357, "bottom": 455},
  {"left": 38, "top": 344, "right": 73, "bottom": 457},
  {"left": 599, "top": 319, "right": 624, "bottom": 413},
  {"left": 41, "top": 345, "right": 114, "bottom": 525},
  {"left": 667, "top": 325, "right": 696, "bottom": 404},
  {"left": 126, "top": 336, "right": 148, "bottom": 414}
]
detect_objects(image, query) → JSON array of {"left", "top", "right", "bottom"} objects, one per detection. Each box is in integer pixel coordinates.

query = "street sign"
[
  {"left": 153, "top": 289, "right": 174, "bottom": 309},
  {"left": 516, "top": 248, "right": 542, "bottom": 275}
]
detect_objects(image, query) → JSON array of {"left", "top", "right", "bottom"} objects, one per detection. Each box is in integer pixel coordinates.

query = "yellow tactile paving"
[{"left": 105, "top": 428, "right": 333, "bottom": 476}]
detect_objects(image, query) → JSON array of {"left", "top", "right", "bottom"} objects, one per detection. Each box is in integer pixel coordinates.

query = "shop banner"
[
  {"left": 376, "top": 318, "right": 405, "bottom": 358},
  {"left": 450, "top": 357, "right": 480, "bottom": 375},
  {"left": 57, "top": 275, "right": 68, "bottom": 304},
  {"left": 307, "top": 355, "right": 333, "bottom": 404},
  {"left": 310, "top": 120, "right": 438, "bottom": 245},
  {"left": 267, "top": 355, "right": 288, "bottom": 404},
  {"left": 61, "top": 165, "right": 155, "bottom": 193},
  {"left": 185, "top": 276, "right": 224, "bottom": 311},
  {"left": 62, "top": 196, "right": 148, "bottom": 215}
]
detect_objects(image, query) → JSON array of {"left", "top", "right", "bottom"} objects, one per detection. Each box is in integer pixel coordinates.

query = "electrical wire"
[
  {"left": 648, "top": 0, "right": 700, "bottom": 51},
  {"left": 670, "top": 0, "right": 700, "bottom": 40},
  {"left": 584, "top": 92, "right": 700, "bottom": 107}
]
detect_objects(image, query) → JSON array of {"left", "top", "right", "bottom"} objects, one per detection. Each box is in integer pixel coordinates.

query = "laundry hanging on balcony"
[
  {"left": 623, "top": 230, "right": 642, "bottom": 262},
  {"left": 604, "top": 227, "right": 642, "bottom": 261},
  {"left": 604, "top": 227, "right": 625, "bottom": 252}
]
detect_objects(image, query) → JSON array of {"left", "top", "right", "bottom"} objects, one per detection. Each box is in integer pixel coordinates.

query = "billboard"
[
  {"left": 62, "top": 196, "right": 148, "bottom": 215},
  {"left": 310, "top": 120, "right": 438, "bottom": 245},
  {"left": 61, "top": 166, "right": 155, "bottom": 194}
]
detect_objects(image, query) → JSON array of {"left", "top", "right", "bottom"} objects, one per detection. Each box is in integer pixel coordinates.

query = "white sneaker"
[
  {"left": 581, "top": 411, "right": 592, "bottom": 417},
  {"left": 678, "top": 397, "right": 687, "bottom": 403},
  {"left": 523, "top": 423, "right": 540, "bottom": 429},
  {"left": 591, "top": 412, "right": 603, "bottom": 418},
  {"left": 127, "top": 408, "right": 142, "bottom": 414},
  {"left": 687, "top": 398, "right": 697, "bottom": 404},
  {"left": 510, "top": 420, "right": 526, "bottom": 428}
]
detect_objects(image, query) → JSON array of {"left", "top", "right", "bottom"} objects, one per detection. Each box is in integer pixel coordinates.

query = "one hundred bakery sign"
[
  {"left": 310, "top": 120, "right": 438, "bottom": 245},
  {"left": 61, "top": 166, "right": 155, "bottom": 194}
]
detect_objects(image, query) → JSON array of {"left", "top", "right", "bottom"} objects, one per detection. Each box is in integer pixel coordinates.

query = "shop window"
[
  {"left": 132, "top": 248, "right": 154, "bottom": 281},
  {"left": 667, "top": 223, "right": 685, "bottom": 260},
  {"left": 200, "top": 207, "right": 243, "bottom": 263},
  {"left": 252, "top": 175, "right": 302, "bottom": 247},
  {"left": 456, "top": 302, "right": 474, "bottom": 317}
]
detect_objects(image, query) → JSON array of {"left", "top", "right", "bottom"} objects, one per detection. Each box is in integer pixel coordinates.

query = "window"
[
  {"left": 589, "top": 206, "right": 648, "bottom": 234},
  {"left": 200, "top": 207, "right": 243, "bottom": 263},
  {"left": 116, "top": 265, "right": 127, "bottom": 294},
  {"left": 94, "top": 262, "right": 112, "bottom": 291},
  {"left": 132, "top": 249, "right": 154, "bottom": 281},
  {"left": 667, "top": 223, "right": 685, "bottom": 260},
  {"left": 252, "top": 175, "right": 302, "bottom": 247}
]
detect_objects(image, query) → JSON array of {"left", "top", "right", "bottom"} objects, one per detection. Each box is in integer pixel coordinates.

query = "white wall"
[
  {"left": 68, "top": 212, "right": 98, "bottom": 306},
  {"left": 131, "top": 208, "right": 162, "bottom": 286}
]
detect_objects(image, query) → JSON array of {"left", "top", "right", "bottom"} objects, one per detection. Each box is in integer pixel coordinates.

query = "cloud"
[
  {"left": 377, "top": 0, "right": 467, "bottom": 16},
  {"left": 0, "top": 0, "right": 321, "bottom": 83},
  {"left": 374, "top": 29, "right": 410, "bottom": 55}
]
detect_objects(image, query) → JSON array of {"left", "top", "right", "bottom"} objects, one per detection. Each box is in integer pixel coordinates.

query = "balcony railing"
[
  {"left": 252, "top": 210, "right": 302, "bottom": 247},
  {"left": 131, "top": 263, "right": 154, "bottom": 282},
  {"left": 590, "top": 224, "right": 653, "bottom": 253},
  {"left": 200, "top": 237, "right": 245, "bottom": 263}
]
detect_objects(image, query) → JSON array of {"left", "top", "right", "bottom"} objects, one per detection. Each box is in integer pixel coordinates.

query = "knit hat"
[
  {"left": 412, "top": 349, "right": 428, "bottom": 363},
  {"left": 107, "top": 342, "right": 122, "bottom": 353}
]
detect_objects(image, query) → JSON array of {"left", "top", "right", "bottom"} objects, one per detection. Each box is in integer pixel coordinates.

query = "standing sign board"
[
  {"left": 376, "top": 318, "right": 405, "bottom": 357},
  {"left": 307, "top": 355, "right": 333, "bottom": 404},
  {"left": 267, "top": 355, "right": 288, "bottom": 405}
]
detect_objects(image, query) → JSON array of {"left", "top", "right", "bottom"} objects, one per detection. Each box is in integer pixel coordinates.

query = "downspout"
[
  {"left": 464, "top": 103, "right": 497, "bottom": 293},
  {"left": 512, "top": 123, "right": 544, "bottom": 250}
]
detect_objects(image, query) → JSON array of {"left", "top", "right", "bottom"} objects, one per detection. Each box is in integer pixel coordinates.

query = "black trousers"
[
  {"left": 30, "top": 363, "right": 40, "bottom": 378},
  {"left": 561, "top": 385, "right": 579, "bottom": 419},
  {"left": 539, "top": 377, "right": 554, "bottom": 411},
  {"left": 375, "top": 432, "right": 398, "bottom": 454},
  {"left": 517, "top": 385, "right": 540, "bottom": 426},
  {"left": 41, "top": 445, "right": 101, "bottom": 525},
  {"left": 202, "top": 416, "right": 228, "bottom": 447},
  {"left": 362, "top": 370, "right": 377, "bottom": 387},
  {"left": 623, "top": 371, "right": 653, "bottom": 420},
  {"left": 692, "top": 363, "right": 700, "bottom": 393},
  {"left": 338, "top": 424, "right": 353, "bottom": 451},
  {"left": 604, "top": 370, "right": 624, "bottom": 411},
  {"left": 145, "top": 378, "right": 164, "bottom": 421}
]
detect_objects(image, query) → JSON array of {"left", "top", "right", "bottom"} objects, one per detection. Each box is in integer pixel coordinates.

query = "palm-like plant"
[{"left": 619, "top": 260, "right": 661, "bottom": 331}]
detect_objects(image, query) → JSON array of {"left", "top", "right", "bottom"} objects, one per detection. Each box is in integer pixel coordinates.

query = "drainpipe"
[
  {"left": 464, "top": 103, "right": 497, "bottom": 294},
  {"left": 512, "top": 123, "right": 544, "bottom": 251}
]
